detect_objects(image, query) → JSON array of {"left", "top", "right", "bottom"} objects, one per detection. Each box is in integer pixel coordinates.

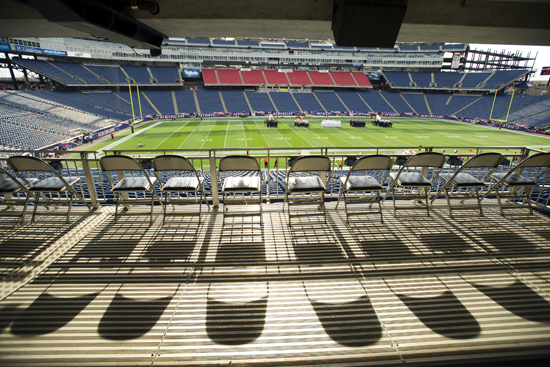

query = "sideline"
[{"left": 98, "top": 121, "right": 164, "bottom": 154}]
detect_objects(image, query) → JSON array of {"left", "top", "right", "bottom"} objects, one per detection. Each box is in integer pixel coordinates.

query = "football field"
[{"left": 103, "top": 117, "right": 550, "bottom": 154}]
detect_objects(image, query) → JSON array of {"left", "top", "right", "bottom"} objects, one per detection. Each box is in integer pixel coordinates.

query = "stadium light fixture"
[
  {"left": 332, "top": 0, "right": 408, "bottom": 48},
  {"left": 27, "top": 0, "right": 166, "bottom": 56}
]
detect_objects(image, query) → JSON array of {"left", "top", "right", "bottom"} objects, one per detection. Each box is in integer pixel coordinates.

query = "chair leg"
[
  {"left": 321, "top": 192, "right": 326, "bottom": 224},
  {"left": 526, "top": 187, "right": 534, "bottom": 214},
  {"left": 31, "top": 193, "right": 40, "bottom": 223},
  {"left": 475, "top": 187, "right": 484, "bottom": 217},
  {"left": 66, "top": 192, "right": 74, "bottom": 223},
  {"left": 425, "top": 189, "right": 430, "bottom": 217},
  {"left": 343, "top": 192, "right": 349, "bottom": 224},
  {"left": 149, "top": 194, "right": 155, "bottom": 225},
  {"left": 114, "top": 193, "right": 120, "bottom": 222},
  {"left": 495, "top": 188, "right": 504, "bottom": 216},
  {"left": 162, "top": 192, "right": 167, "bottom": 225},
  {"left": 445, "top": 187, "right": 453, "bottom": 218},
  {"left": 20, "top": 192, "right": 32, "bottom": 225},
  {"left": 377, "top": 191, "right": 383, "bottom": 223},
  {"left": 392, "top": 189, "right": 397, "bottom": 217}
]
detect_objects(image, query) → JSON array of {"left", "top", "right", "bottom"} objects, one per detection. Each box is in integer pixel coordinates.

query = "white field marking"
[
  {"left": 153, "top": 121, "right": 190, "bottom": 149},
  {"left": 223, "top": 119, "right": 230, "bottom": 148},
  {"left": 270, "top": 121, "right": 294, "bottom": 147},
  {"left": 200, "top": 121, "right": 217, "bottom": 149},
  {"left": 253, "top": 120, "right": 271, "bottom": 148},
  {"left": 177, "top": 120, "right": 207, "bottom": 149},
  {"left": 98, "top": 121, "right": 163, "bottom": 154},
  {"left": 445, "top": 136, "right": 459, "bottom": 139},
  {"left": 241, "top": 120, "right": 248, "bottom": 148},
  {"left": 283, "top": 120, "right": 332, "bottom": 147},
  {"left": 334, "top": 126, "right": 377, "bottom": 147}
]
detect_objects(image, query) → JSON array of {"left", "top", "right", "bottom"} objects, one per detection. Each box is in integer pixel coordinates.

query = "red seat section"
[
  {"left": 308, "top": 71, "right": 335, "bottom": 86},
  {"left": 331, "top": 71, "right": 358, "bottom": 86},
  {"left": 264, "top": 70, "right": 290, "bottom": 85},
  {"left": 241, "top": 70, "right": 266, "bottom": 85},
  {"left": 287, "top": 70, "right": 313, "bottom": 86},
  {"left": 202, "top": 69, "right": 219, "bottom": 85},
  {"left": 352, "top": 72, "right": 373, "bottom": 87},
  {"left": 217, "top": 69, "right": 243, "bottom": 85}
]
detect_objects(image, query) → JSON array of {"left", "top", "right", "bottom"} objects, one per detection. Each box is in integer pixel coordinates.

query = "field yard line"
[
  {"left": 241, "top": 120, "right": 248, "bottom": 148},
  {"left": 153, "top": 121, "right": 190, "bottom": 149},
  {"left": 224, "top": 120, "right": 230, "bottom": 148},
  {"left": 284, "top": 121, "right": 335, "bottom": 147},
  {"left": 98, "top": 121, "right": 163, "bottom": 154},
  {"left": 334, "top": 127, "right": 377, "bottom": 147},
  {"left": 253, "top": 120, "right": 271, "bottom": 147},
  {"left": 177, "top": 120, "right": 207, "bottom": 149},
  {"left": 201, "top": 121, "right": 217, "bottom": 149},
  {"left": 270, "top": 121, "right": 294, "bottom": 147}
]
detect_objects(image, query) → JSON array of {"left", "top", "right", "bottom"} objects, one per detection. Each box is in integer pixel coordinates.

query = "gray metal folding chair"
[
  {"left": 218, "top": 155, "right": 262, "bottom": 226},
  {"left": 284, "top": 155, "right": 332, "bottom": 226},
  {"left": 431, "top": 152, "right": 504, "bottom": 218},
  {"left": 336, "top": 155, "right": 393, "bottom": 223},
  {"left": 152, "top": 155, "right": 210, "bottom": 225},
  {"left": 385, "top": 152, "right": 446, "bottom": 217},
  {"left": 482, "top": 152, "right": 550, "bottom": 215},
  {"left": 7, "top": 156, "right": 91, "bottom": 223},
  {"left": 0, "top": 165, "right": 39, "bottom": 223},
  {"left": 99, "top": 155, "right": 159, "bottom": 224}
]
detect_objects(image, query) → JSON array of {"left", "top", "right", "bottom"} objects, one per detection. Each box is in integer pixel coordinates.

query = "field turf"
[{"left": 105, "top": 117, "right": 550, "bottom": 155}]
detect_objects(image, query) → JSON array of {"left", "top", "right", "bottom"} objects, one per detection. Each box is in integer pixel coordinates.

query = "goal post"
[{"left": 489, "top": 90, "right": 515, "bottom": 123}]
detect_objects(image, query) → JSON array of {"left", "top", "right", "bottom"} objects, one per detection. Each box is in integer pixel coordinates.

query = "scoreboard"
[{"left": 541, "top": 66, "right": 550, "bottom": 76}]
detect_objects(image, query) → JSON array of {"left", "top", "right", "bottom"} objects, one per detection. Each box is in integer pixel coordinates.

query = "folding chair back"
[
  {"left": 0, "top": 165, "right": 38, "bottom": 223},
  {"left": 218, "top": 155, "right": 262, "bottom": 226},
  {"left": 219, "top": 155, "right": 261, "bottom": 172},
  {"left": 289, "top": 156, "right": 331, "bottom": 173},
  {"left": 386, "top": 152, "right": 445, "bottom": 217},
  {"left": 152, "top": 155, "right": 209, "bottom": 224},
  {"left": 461, "top": 152, "right": 504, "bottom": 169},
  {"left": 432, "top": 152, "right": 504, "bottom": 218},
  {"left": 152, "top": 155, "right": 195, "bottom": 172},
  {"left": 337, "top": 155, "right": 393, "bottom": 223},
  {"left": 402, "top": 152, "right": 446, "bottom": 169},
  {"left": 483, "top": 152, "right": 550, "bottom": 215},
  {"left": 285, "top": 155, "right": 332, "bottom": 226},
  {"left": 99, "top": 155, "right": 158, "bottom": 224},
  {"left": 350, "top": 155, "right": 393, "bottom": 173},
  {"left": 7, "top": 156, "right": 90, "bottom": 223},
  {"left": 99, "top": 155, "right": 145, "bottom": 173}
]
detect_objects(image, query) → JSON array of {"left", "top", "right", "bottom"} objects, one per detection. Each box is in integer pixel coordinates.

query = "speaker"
[{"left": 332, "top": 0, "right": 408, "bottom": 48}]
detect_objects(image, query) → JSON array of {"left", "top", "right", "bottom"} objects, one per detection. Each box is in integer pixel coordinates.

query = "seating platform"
[{"left": 1, "top": 200, "right": 550, "bottom": 366}]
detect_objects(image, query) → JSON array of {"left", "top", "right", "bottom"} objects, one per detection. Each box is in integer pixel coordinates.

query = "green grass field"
[{"left": 101, "top": 117, "right": 550, "bottom": 156}]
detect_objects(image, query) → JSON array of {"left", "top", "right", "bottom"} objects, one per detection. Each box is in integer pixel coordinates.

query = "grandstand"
[{"left": 1, "top": 35, "right": 550, "bottom": 367}]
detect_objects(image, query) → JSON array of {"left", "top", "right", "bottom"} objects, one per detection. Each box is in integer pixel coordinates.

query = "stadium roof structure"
[{"left": 0, "top": 0, "right": 549, "bottom": 55}]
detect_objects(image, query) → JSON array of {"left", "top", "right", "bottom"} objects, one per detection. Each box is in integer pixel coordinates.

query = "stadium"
[{"left": 1, "top": 1, "right": 550, "bottom": 366}]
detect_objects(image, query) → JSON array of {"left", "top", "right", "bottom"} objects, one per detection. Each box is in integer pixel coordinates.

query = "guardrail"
[{"left": 1, "top": 146, "right": 548, "bottom": 210}]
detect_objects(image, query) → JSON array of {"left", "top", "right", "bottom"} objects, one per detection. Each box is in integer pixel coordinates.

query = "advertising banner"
[
  {"left": 0, "top": 42, "right": 11, "bottom": 52},
  {"left": 15, "top": 45, "right": 67, "bottom": 56},
  {"left": 67, "top": 51, "right": 91, "bottom": 58},
  {"left": 183, "top": 68, "right": 201, "bottom": 78}
]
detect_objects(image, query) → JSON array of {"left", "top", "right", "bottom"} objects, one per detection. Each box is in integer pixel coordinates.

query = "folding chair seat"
[
  {"left": 0, "top": 165, "right": 38, "bottom": 223},
  {"left": 99, "top": 155, "right": 159, "bottom": 224},
  {"left": 7, "top": 156, "right": 91, "bottom": 223},
  {"left": 336, "top": 155, "right": 393, "bottom": 223},
  {"left": 284, "top": 155, "right": 332, "bottom": 226},
  {"left": 218, "top": 155, "right": 262, "bottom": 226},
  {"left": 431, "top": 153, "right": 504, "bottom": 218},
  {"left": 385, "top": 152, "right": 445, "bottom": 217},
  {"left": 152, "top": 155, "right": 210, "bottom": 225},
  {"left": 482, "top": 152, "right": 550, "bottom": 215}
]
